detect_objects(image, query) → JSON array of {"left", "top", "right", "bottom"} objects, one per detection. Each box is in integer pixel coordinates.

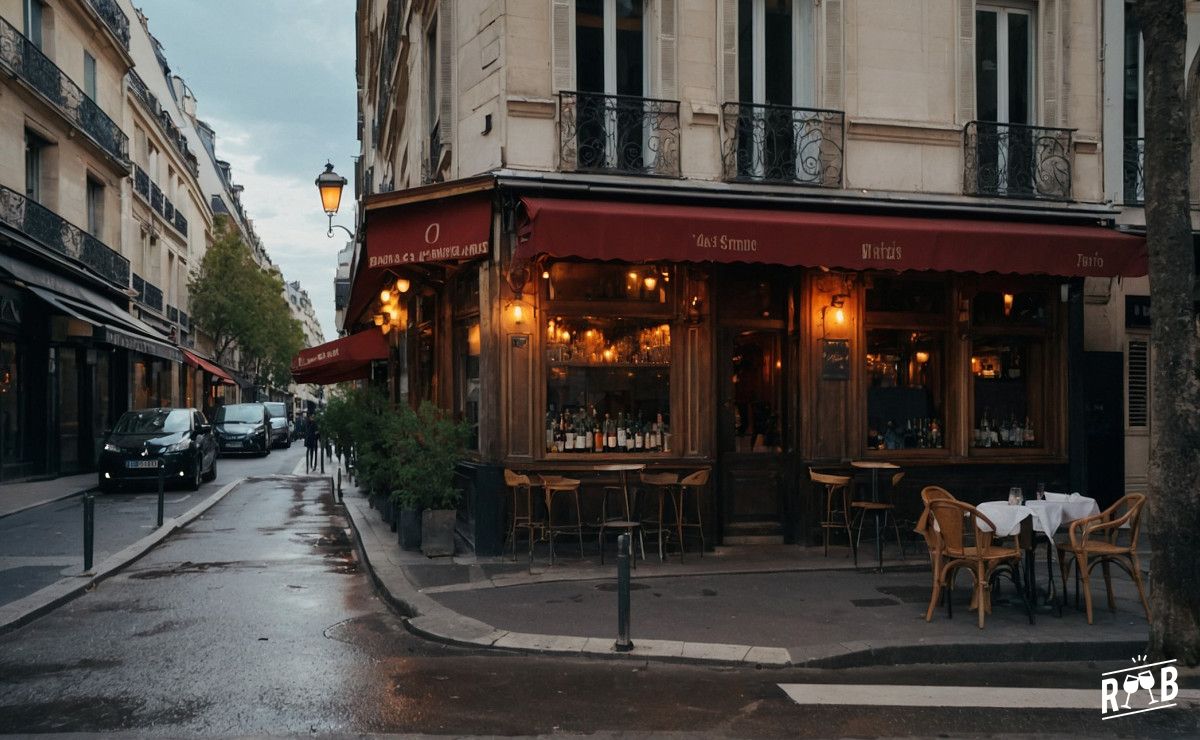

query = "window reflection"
[
  {"left": 728, "top": 331, "right": 782, "bottom": 453},
  {"left": 866, "top": 330, "right": 945, "bottom": 449},
  {"left": 972, "top": 335, "right": 1042, "bottom": 448}
]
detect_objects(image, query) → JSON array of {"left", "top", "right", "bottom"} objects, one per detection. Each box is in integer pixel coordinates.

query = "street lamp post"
[{"left": 315, "top": 162, "right": 353, "bottom": 239}]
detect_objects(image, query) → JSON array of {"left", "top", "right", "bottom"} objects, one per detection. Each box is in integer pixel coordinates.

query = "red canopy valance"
[
  {"left": 291, "top": 330, "right": 389, "bottom": 385},
  {"left": 516, "top": 197, "right": 1148, "bottom": 278},
  {"left": 183, "top": 350, "right": 237, "bottom": 386}
]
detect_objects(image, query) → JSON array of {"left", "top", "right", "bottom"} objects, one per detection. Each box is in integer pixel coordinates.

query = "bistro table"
[
  {"left": 850, "top": 461, "right": 900, "bottom": 572},
  {"left": 588, "top": 463, "right": 646, "bottom": 564}
]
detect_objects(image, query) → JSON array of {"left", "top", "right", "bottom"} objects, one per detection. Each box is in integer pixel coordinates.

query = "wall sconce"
[
  {"left": 820, "top": 294, "right": 848, "bottom": 337},
  {"left": 396, "top": 278, "right": 411, "bottom": 294},
  {"left": 643, "top": 274, "right": 658, "bottom": 291},
  {"left": 686, "top": 296, "right": 704, "bottom": 324},
  {"left": 915, "top": 351, "right": 930, "bottom": 364},
  {"left": 1003, "top": 292, "right": 1014, "bottom": 317},
  {"left": 511, "top": 302, "right": 525, "bottom": 324}
]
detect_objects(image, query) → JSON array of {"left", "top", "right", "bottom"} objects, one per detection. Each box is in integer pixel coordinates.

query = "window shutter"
[
  {"left": 1127, "top": 339, "right": 1149, "bottom": 428},
  {"left": 552, "top": 0, "right": 575, "bottom": 92},
  {"left": 956, "top": 0, "right": 975, "bottom": 124},
  {"left": 822, "top": 0, "right": 844, "bottom": 109},
  {"left": 1040, "top": 0, "right": 1060, "bottom": 126},
  {"left": 720, "top": 0, "right": 738, "bottom": 102},
  {"left": 657, "top": 0, "right": 678, "bottom": 98},
  {"left": 438, "top": 2, "right": 455, "bottom": 148}
]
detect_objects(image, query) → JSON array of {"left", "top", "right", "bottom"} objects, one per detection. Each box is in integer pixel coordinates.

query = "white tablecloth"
[{"left": 975, "top": 497, "right": 1101, "bottom": 538}]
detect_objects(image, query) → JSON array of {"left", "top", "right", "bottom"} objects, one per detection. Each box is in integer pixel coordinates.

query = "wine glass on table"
[{"left": 1036, "top": 482, "right": 1046, "bottom": 500}]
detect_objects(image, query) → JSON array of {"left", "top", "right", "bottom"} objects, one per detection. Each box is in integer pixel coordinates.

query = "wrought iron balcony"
[
  {"left": 86, "top": 0, "right": 131, "bottom": 49},
  {"left": 0, "top": 18, "right": 129, "bottom": 166},
  {"left": 127, "top": 71, "right": 199, "bottom": 178},
  {"left": 132, "top": 273, "right": 163, "bottom": 312},
  {"left": 133, "top": 164, "right": 150, "bottom": 199},
  {"left": 173, "top": 210, "right": 188, "bottom": 237},
  {"left": 163, "top": 197, "right": 175, "bottom": 223},
  {"left": 150, "top": 183, "right": 163, "bottom": 214},
  {"left": 0, "top": 185, "right": 130, "bottom": 287},
  {"left": 720, "top": 102, "right": 844, "bottom": 187},
  {"left": 963, "top": 121, "right": 1073, "bottom": 201},
  {"left": 558, "top": 91, "right": 681, "bottom": 177},
  {"left": 179, "top": 311, "right": 189, "bottom": 331},
  {"left": 167, "top": 305, "right": 179, "bottom": 323},
  {"left": 1123, "top": 137, "right": 1145, "bottom": 205}
]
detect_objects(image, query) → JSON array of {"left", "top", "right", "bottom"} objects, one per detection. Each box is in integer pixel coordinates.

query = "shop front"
[{"left": 347, "top": 179, "right": 1147, "bottom": 553}]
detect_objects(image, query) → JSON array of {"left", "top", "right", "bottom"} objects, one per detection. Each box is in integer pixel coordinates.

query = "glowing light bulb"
[
  {"left": 1003, "top": 292, "right": 1014, "bottom": 316},
  {"left": 396, "top": 278, "right": 411, "bottom": 293},
  {"left": 834, "top": 307, "right": 845, "bottom": 324},
  {"left": 512, "top": 304, "right": 524, "bottom": 323},
  {"left": 643, "top": 276, "right": 657, "bottom": 291},
  {"left": 379, "top": 289, "right": 391, "bottom": 303},
  {"left": 915, "top": 351, "right": 930, "bottom": 364}
]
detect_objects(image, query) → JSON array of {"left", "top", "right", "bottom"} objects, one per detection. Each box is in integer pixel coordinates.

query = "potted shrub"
[{"left": 394, "top": 401, "right": 470, "bottom": 557}]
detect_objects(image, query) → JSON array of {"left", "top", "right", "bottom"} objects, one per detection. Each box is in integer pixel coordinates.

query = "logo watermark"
[{"left": 1101, "top": 655, "right": 1179, "bottom": 720}]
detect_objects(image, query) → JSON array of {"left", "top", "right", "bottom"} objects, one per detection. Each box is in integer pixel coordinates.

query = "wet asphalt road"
[
  {"left": 0, "top": 472, "right": 1197, "bottom": 737},
  {"left": 0, "top": 444, "right": 306, "bottom": 606}
]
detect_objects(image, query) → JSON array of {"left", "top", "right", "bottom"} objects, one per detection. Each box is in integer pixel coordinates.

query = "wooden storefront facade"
[{"left": 343, "top": 177, "right": 1147, "bottom": 555}]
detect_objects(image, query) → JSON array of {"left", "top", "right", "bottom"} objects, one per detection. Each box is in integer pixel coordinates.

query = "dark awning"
[
  {"left": 23, "top": 284, "right": 183, "bottom": 364},
  {"left": 183, "top": 349, "right": 237, "bottom": 385},
  {"left": 515, "top": 197, "right": 1148, "bottom": 278},
  {"left": 291, "top": 330, "right": 389, "bottom": 385}
]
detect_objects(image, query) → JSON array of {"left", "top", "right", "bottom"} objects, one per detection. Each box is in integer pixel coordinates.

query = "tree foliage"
[
  {"left": 1138, "top": 0, "right": 1200, "bottom": 665},
  {"left": 188, "top": 215, "right": 304, "bottom": 389}
]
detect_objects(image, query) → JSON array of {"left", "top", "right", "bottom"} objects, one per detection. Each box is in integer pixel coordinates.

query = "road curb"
[
  {"left": 0, "top": 485, "right": 94, "bottom": 520},
  {"left": 0, "top": 477, "right": 246, "bottom": 636}
]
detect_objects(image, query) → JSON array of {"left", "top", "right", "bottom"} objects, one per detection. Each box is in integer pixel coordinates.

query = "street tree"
[{"left": 1138, "top": 0, "right": 1200, "bottom": 664}]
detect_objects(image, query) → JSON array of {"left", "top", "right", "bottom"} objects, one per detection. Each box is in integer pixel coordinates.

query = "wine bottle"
[
  {"left": 616, "top": 413, "right": 627, "bottom": 450},
  {"left": 605, "top": 414, "right": 616, "bottom": 451}
]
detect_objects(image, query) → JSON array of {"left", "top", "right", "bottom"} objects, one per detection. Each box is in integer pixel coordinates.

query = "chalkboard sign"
[{"left": 822, "top": 339, "right": 850, "bottom": 380}]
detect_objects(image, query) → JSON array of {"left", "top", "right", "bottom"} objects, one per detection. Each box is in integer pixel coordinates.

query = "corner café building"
[{"left": 324, "top": 173, "right": 1146, "bottom": 555}]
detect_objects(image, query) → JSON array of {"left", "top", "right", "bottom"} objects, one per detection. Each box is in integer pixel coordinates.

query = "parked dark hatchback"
[
  {"left": 214, "top": 403, "right": 271, "bottom": 456},
  {"left": 97, "top": 408, "right": 218, "bottom": 492}
]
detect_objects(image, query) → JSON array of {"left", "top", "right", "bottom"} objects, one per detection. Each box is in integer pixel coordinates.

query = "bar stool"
[
  {"left": 809, "top": 469, "right": 854, "bottom": 559},
  {"left": 598, "top": 485, "right": 644, "bottom": 565},
  {"left": 670, "top": 468, "right": 710, "bottom": 561},
  {"left": 503, "top": 469, "right": 539, "bottom": 565},
  {"left": 851, "top": 474, "right": 906, "bottom": 566},
  {"left": 637, "top": 471, "right": 679, "bottom": 561},
  {"left": 540, "top": 475, "right": 584, "bottom": 565}
]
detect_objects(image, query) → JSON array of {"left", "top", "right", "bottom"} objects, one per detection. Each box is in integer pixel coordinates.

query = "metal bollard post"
[
  {"left": 337, "top": 468, "right": 342, "bottom": 502},
  {"left": 615, "top": 533, "right": 634, "bottom": 652},
  {"left": 83, "top": 493, "right": 95, "bottom": 572},
  {"left": 320, "top": 443, "right": 325, "bottom": 474},
  {"left": 156, "top": 457, "right": 165, "bottom": 528}
]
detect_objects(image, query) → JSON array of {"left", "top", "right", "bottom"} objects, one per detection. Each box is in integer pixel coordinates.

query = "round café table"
[
  {"left": 590, "top": 463, "right": 646, "bottom": 564},
  {"left": 850, "top": 460, "right": 900, "bottom": 572}
]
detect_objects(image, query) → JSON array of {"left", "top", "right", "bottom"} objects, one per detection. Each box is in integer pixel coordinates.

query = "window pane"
[
  {"left": 866, "top": 330, "right": 946, "bottom": 450},
  {"left": 866, "top": 277, "right": 947, "bottom": 315},
  {"left": 971, "top": 289, "right": 1048, "bottom": 326},
  {"left": 727, "top": 330, "right": 782, "bottom": 453},
  {"left": 546, "top": 261, "right": 669, "bottom": 304},
  {"left": 456, "top": 321, "right": 480, "bottom": 450},
  {"left": 615, "top": 0, "right": 644, "bottom": 96},
  {"left": 577, "top": 0, "right": 605, "bottom": 92},
  {"left": 545, "top": 316, "right": 671, "bottom": 453},
  {"left": 1123, "top": 5, "right": 1142, "bottom": 139},
  {"left": 972, "top": 336, "right": 1043, "bottom": 448},
  {"left": 738, "top": 0, "right": 753, "bottom": 103},
  {"left": 764, "top": 0, "right": 792, "bottom": 106},
  {"left": 1007, "top": 12, "right": 1031, "bottom": 125},
  {"left": 84, "top": 52, "right": 97, "bottom": 100},
  {"left": 975, "top": 10, "right": 998, "bottom": 121}
]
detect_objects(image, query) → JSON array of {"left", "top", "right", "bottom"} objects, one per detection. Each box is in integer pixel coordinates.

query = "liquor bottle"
[
  {"left": 576, "top": 413, "right": 588, "bottom": 451},
  {"left": 981, "top": 408, "right": 992, "bottom": 448},
  {"left": 653, "top": 413, "right": 665, "bottom": 451},
  {"left": 555, "top": 415, "right": 566, "bottom": 453},
  {"left": 634, "top": 416, "right": 645, "bottom": 451},
  {"left": 605, "top": 414, "right": 616, "bottom": 451},
  {"left": 593, "top": 415, "right": 604, "bottom": 453},
  {"left": 661, "top": 416, "right": 671, "bottom": 454},
  {"left": 565, "top": 414, "right": 576, "bottom": 451},
  {"left": 1024, "top": 416, "right": 1035, "bottom": 446},
  {"left": 625, "top": 417, "right": 635, "bottom": 451},
  {"left": 930, "top": 418, "right": 942, "bottom": 448},
  {"left": 616, "top": 413, "right": 627, "bottom": 450}
]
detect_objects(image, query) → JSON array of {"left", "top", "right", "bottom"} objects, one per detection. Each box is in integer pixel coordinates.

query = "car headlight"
[
  {"left": 103, "top": 442, "right": 120, "bottom": 452},
  {"left": 162, "top": 439, "right": 192, "bottom": 453}
]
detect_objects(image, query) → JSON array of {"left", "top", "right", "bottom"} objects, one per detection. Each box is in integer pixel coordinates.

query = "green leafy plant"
[{"left": 393, "top": 401, "right": 471, "bottom": 511}]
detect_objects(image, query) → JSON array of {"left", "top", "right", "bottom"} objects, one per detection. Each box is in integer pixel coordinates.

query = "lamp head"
[{"left": 315, "top": 162, "right": 347, "bottom": 217}]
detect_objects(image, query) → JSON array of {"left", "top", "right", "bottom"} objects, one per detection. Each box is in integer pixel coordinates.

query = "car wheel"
[
  {"left": 261, "top": 433, "right": 271, "bottom": 457},
  {"left": 187, "top": 457, "right": 202, "bottom": 491},
  {"left": 204, "top": 455, "right": 218, "bottom": 482}
]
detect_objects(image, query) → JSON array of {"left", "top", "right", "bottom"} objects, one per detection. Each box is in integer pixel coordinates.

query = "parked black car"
[
  {"left": 214, "top": 403, "right": 271, "bottom": 456},
  {"left": 97, "top": 408, "right": 218, "bottom": 493},
  {"left": 264, "top": 401, "right": 291, "bottom": 448}
]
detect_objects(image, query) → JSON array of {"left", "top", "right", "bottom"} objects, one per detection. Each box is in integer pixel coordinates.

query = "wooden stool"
[
  {"left": 540, "top": 475, "right": 584, "bottom": 565},
  {"left": 670, "top": 468, "right": 710, "bottom": 561},
  {"left": 810, "top": 469, "right": 854, "bottom": 559},
  {"left": 638, "top": 471, "right": 679, "bottom": 561},
  {"left": 598, "top": 485, "right": 644, "bottom": 565},
  {"left": 503, "top": 469, "right": 539, "bottom": 566}
]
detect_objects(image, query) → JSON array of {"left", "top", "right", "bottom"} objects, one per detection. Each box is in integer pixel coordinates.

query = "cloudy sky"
[{"left": 137, "top": 0, "right": 358, "bottom": 341}]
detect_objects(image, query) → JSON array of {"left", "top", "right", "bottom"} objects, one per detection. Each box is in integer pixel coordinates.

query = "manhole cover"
[{"left": 594, "top": 582, "right": 651, "bottom": 592}]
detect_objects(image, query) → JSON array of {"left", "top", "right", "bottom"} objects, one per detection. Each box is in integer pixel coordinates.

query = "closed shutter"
[
  {"left": 1127, "top": 338, "right": 1149, "bottom": 428},
  {"left": 438, "top": 1, "right": 455, "bottom": 148},
  {"left": 657, "top": 0, "right": 678, "bottom": 98},
  {"left": 822, "top": 0, "right": 844, "bottom": 109},
  {"left": 552, "top": 0, "right": 575, "bottom": 92},
  {"left": 720, "top": 0, "right": 738, "bottom": 102},
  {"left": 956, "top": 0, "right": 975, "bottom": 124},
  {"left": 1040, "top": 0, "right": 1060, "bottom": 126}
]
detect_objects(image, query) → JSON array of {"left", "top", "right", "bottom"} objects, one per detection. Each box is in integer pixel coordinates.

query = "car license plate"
[
  {"left": 227, "top": 440, "right": 241, "bottom": 448},
  {"left": 126, "top": 460, "right": 159, "bottom": 469}
]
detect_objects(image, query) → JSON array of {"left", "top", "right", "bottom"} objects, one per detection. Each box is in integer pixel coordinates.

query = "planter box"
[
  {"left": 399, "top": 508, "right": 422, "bottom": 551},
  {"left": 421, "top": 509, "right": 455, "bottom": 557}
]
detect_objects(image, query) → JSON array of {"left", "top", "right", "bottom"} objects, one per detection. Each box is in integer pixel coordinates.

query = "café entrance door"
[{"left": 718, "top": 328, "right": 786, "bottom": 542}]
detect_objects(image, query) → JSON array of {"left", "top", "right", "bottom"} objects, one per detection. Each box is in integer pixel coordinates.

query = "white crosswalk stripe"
[{"left": 778, "top": 684, "right": 1200, "bottom": 710}]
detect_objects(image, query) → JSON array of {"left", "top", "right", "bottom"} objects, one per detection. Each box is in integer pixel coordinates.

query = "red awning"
[
  {"left": 182, "top": 350, "right": 236, "bottom": 386},
  {"left": 347, "top": 191, "right": 493, "bottom": 327},
  {"left": 516, "top": 197, "right": 1148, "bottom": 278},
  {"left": 291, "top": 330, "right": 389, "bottom": 385}
]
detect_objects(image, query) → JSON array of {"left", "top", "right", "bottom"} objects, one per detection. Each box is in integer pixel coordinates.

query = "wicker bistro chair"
[
  {"left": 810, "top": 469, "right": 854, "bottom": 559},
  {"left": 503, "top": 469, "right": 543, "bottom": 566},
  {"left": 669, "top": 468, "right": 711, "bottom": 561},
  {"left": 925, "top": 498, "right": 1033, "bottom": 629},
  {"left": 638, "top": 471, "right": 680, "bottom": 561},
  {"left": 1057, "top": 493, "right": 1151, "bottom": 625},
  {"left": 916, "top": 486, "right": 958, "bottom": 594},
  {"left": 539, "top": 475, "right": 585, "bottom": 565}
]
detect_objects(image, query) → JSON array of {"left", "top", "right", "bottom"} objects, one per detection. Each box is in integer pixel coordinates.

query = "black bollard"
[
  {"left": 156, "top": 457, "right": 165, "bottom": 528},
  {"left": 337, "top": 468, "right": 342, "bottom": 502},
  {"left": 615, "top": 533, "right": 634, "bottom": 652},
  {"left": 83, "top": 493, "right": 95, "bottom": 572},
  {"left": 319, "top": 442, "right": 325, "bottom": 474}
]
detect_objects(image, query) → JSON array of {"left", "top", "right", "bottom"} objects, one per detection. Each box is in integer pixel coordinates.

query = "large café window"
[
  {"left": 543, "top": 262, "right": 673, "bottom": 455},
  {"left": 970, "top": 288, "right": 1049, "bottom": 450},
  {"left": 865, "top": 277, "right": 949, "bottom": 451}
]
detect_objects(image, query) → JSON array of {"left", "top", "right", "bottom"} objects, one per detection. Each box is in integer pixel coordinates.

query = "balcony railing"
[
  {"left": 133, "top": 164, "right": 187, "bottom": 236},
  {"left": 173, "top": 209, "right": 188, "bottom": 237},
  {"left": 150, "top": 182, "right": 163, "bottom": 214},
  {"left": 0, "top": 17, "right": 129, "bottom": 166},
  {"left": 127, "top": 71, "right": 200, "bottom": 178},
  {"left": 720, "top": 102, "right": 844, "bottom": 187},
  {"left": 132, "top": 273, "right": 163, "bottom": 312},
  {"left": 558, "top": 91, "right": 681, "bottom": 177},
  {"left": 163, "top": 197, "right": 175, "bottom": 223},
  {"left": 86, "top": 0, "right": 130, "bottom": 49},
  {"left": 167, "top": 305, "right": 179, "bottom": 323},
  {"left": 1123, "top": 137, "right": 1145, "bottom": 205},
  {"left": 0, "top": 185, "right": 130, "bottom": 287},
  {"left": 179, "top": 311, "right": 189, "bottom": 331},
  {"left": 133, "top": 164, "right": 150, "bottom": 199},
  {"left": 963, "top": 121, "right": 1074, "bottom": 201}
]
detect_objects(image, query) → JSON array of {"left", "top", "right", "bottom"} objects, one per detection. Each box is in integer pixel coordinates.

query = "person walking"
[{"left": 304, "top": 412, "right": 319, "bottom": 470}]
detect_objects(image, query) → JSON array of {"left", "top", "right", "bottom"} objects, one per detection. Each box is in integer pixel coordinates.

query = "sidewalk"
[
  {"left": 340, "top": 470, "right": 1151, "bottom": 669},
  {"left": 0, "top": 473, "right": 95, "bottom": 518}
]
